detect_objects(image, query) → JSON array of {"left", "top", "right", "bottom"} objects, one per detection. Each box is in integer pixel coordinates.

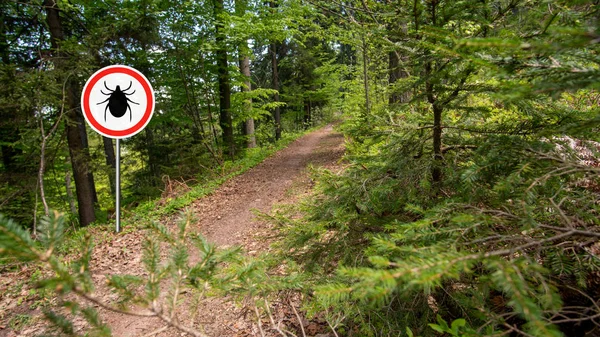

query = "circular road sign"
[{"left": 81, "top": 65, "right": 155, "bottom": 139}]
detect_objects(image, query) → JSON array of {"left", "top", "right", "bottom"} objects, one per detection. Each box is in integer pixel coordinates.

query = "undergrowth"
[
  {"left": 0, "top": 210, "right": 309, "bottom": 336},
  {"left": 272, "top": 113, "right": 600, "bottom": 337}
]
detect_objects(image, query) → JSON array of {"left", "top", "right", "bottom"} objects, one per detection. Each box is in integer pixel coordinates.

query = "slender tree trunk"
[
  {"left": 425, "top": 60, "right": 441, "bottom": 184},
  {"left": 387, "top": 2, "right": 410, "bottom": 105},
  {"left": 362, "top": 35, "right": 370, "bottom": 115},
  {"left": 38, "top": 91, "right": 66, "bottom": 216},
  {"left": 426, "top": 0, "right": 442, "bottom": 185},
  {"left": 38, "top": 120, "right": 49, "bottom": 216},
  {"left": 206, "top": 95, "right": 219, "bottom": 147},
  {"left": 235, "top": 0, "right": 256, "bottom": 148},
  {"left": 432, "top": 104, "right": 442, "bottom": 184},
  {"left": 0, "top": 17, "right": 22, "bottom": 173},
  {"left": 103, "top": 136, "right": 116, "bottom": 195},
  {"left": 270, "top": 1, "right": 281, "bottom": 140},
  {"left": 65, "top": 171, "right": 77, "bottom": 215},
  {"left": 214, "top": 0, "right": 234, "bottom": 155},
  {"left": 241, "top": 55, "right": 256, "bottom": 148},
  {"left": 388, "top": 49, "right": 410, "bottom": 105},
  {"left": 303, "top": 99, "right": 311, "bottom": 128},
  {"left": 270, "top": 42, "right": 281, "bottom": 140},
  {"left": 388, "top": 51, "right": 399, "bottom": 104},
  {"left": 196, "top": 52, "right": 220, "bottom": 148},
  {"left": 78, "top": 121, "right": 98, "bottom": 203},
  {"left": 44, "top": 0, "right": 96, "bottom": 226},
  {"left": 65, "top": 91, "right": 96, "bottom": 225},
  {"left": 177, "top": 59, "right": 204, "bottom": 143}
]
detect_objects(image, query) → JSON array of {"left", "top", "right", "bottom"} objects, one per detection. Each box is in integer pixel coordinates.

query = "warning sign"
[{"left": 81, "top": 65, "right": 155, "bottom": 139}]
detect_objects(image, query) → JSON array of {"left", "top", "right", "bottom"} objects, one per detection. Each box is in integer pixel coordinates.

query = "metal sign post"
[
  {"left": 116, "top": 138, "right": 121, "bottom": 233},
  {"left": 81, "top": 65, "right": 154, "bottom": 233}
]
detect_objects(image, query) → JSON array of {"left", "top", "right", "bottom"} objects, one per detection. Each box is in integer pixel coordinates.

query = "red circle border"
[{"left": 82, "top": 66, "right": 154, "bottom": 139}]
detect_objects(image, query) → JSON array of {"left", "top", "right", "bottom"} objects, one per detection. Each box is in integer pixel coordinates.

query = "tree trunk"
[
  {"left": 235, "top": 0, "right": 256, "bottom": 148},
  {"left": 270, "top": 42, "right": 281, "bottom": 140},
  {"left": 270, "top": 1, "right": 281, "bottom": 140},
  {"left": 65, "top": 171, "right": 77, "bottom": 215},
  {"left": 387, "top": 2, "right": 410, "bottom": 105},
  {"left": 66, "top": 91, "right": 97, "bottom": 225},
  {"left": 240, "top": 55, "right": 256, "bottom": 148},
  {"left": 78, "top": 121, "right": 98, "bottom": 203},
  {"left": 44, "top": 0, "right": 96, "bottom": 226},
  {"left": 388, "top": 50, "right": 410, "bottom": 105},
  {"left": 432, "top": 104, "right": 443, "bottom": 184},
  {"left": 214, "top": 0, "right": 234, "bottom": 155},
  {"left": 362, "top": 35, "right": 370, "bottom": 115},
  {"left": 0, "top": 16, "right": 22, "bottom": 173},
  {"left": 103, "top": 136, "right": 116, "bottom": 195},
  {"left": 303, "top": 99, "right": 311, "bottom": 128}
]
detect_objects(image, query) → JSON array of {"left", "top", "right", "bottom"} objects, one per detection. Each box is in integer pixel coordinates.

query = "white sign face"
[{"left": 81, "top": 65, "right": 155, "bottom": 139}]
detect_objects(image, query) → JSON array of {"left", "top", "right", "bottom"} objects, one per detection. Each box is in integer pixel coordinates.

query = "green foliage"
[
  {"left": 269, "top": 0, "right": 600, "bottom": 336},
  {"left": 8, "top": 313, "right": 33, "bottom": 332},
  {"left": 0, "top": 0, "right": 337, "bottom": 230},
  {"left": 0, "top": 213, "right": 37, "bottom": 262},
  {"left": 0, "top": 209, "right": 310, "bottom": 336},
  {"left": 2, "top": 0, "right": 599, "bottom": 336},
  {"left": 428, "top": 316, "right": 471, "bottom": 337}
]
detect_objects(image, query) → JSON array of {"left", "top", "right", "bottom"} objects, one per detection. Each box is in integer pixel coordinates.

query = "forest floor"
[{"left": 0, "top": 124, "right": 345, "bottom": 337}]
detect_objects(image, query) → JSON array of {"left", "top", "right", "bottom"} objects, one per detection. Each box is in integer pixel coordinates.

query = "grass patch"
[{"left": 9, "top": 314, "right": 32, "bottom": 331}]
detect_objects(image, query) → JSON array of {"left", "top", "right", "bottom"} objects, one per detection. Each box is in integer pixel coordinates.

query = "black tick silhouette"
[{"left": 97, "top": 81, "right": 139, "bottom": 122}]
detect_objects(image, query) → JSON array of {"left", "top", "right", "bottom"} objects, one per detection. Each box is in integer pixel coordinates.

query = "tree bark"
[
  {"left": 235, "top": 0, "right": 256, "bottom": 148},
  {"left": 270, "top": 1, "right": 281, "bottom": 141},
  {"left": 426, "top": 0, "right": 442, "bottom": 185},
  {"left": 65, "top": 171, "right": 77, "bottom": 215},
  {"left": 44, "top": 0, "right": 96, "bottom": 226},
  {"left": 103, "top": 136, "right": 116, "bottom": 195},
  {"left": 0, "top": 14, "right": 22, "bottom": 173},
  {"left": 303, "top": 99, "right": 311, "bottom": 128},
  {"left": 387, "top": 6, "right": 410, "bottom": 105},
  {"left": 362, "top": 35, "right": 370, "bottom": 115},
  {"left": 388, "top": 49, "right": 410, "bottom": 105},
  {"left": 240, "top": 54, "right": 256, "bottom": 148},
  {"left": 79, "top": 121, "right": 98, "bottom": 203},
  {"left": 432, "top": 103, "right": 443, "bottom": 184},
  {"left": 270, "top": 42, "right": 281, "bottom": 140},
  {"left": 214, "top": 0, "right": 234, "bottom": 155}
]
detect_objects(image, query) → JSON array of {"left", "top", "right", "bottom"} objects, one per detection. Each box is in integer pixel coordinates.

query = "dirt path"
[
  {"left": 87, "top": 124, "right": 344, "bottom": 337},
  {"left": 194, "top": 124, "right": 343, "bottom": 247}
]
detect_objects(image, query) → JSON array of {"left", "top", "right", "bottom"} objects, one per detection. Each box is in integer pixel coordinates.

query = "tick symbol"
[{"left": 97, "top": 81, "right": 139, "bottom": 122}]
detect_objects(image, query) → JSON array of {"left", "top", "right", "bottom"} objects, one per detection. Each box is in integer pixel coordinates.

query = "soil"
[{"left": 0, "top": 124, "right": 345, "bottom": 337}]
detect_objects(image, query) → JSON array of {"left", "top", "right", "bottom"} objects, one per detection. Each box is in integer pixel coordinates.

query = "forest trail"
[
  {"left": 95, "top": 124, "right": 345, "bottom": 337},
  {"left": 194, "top": 124, "right": 344, "bottom": 247}
]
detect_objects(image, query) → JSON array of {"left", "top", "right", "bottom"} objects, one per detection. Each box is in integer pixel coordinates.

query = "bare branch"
[{"left": 290, "top": 300, "right": 307, "bottom": 337}]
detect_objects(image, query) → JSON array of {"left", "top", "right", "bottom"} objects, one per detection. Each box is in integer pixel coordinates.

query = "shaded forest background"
[
  {"left": 0, "top": 0, "right": 338, "bottom": 228},
  {"left": 1, "top": 0, "right": 600, "bottom": 336}
]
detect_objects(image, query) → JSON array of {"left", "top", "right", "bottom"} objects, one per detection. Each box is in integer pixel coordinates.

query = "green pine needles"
[
  {"left": 0, "top": 209, "right": 315, "bottom": 336},
  {"left": 270, "top": 1, "right": 600, "bottom": 336},
  {"left": 0, "top": 210, "right": 247, "bottom": 337}
]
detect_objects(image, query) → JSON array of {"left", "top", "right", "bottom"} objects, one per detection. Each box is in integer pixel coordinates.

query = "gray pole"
[{"left": 116, "top": 138, "right": 121, "bottom": 233}]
